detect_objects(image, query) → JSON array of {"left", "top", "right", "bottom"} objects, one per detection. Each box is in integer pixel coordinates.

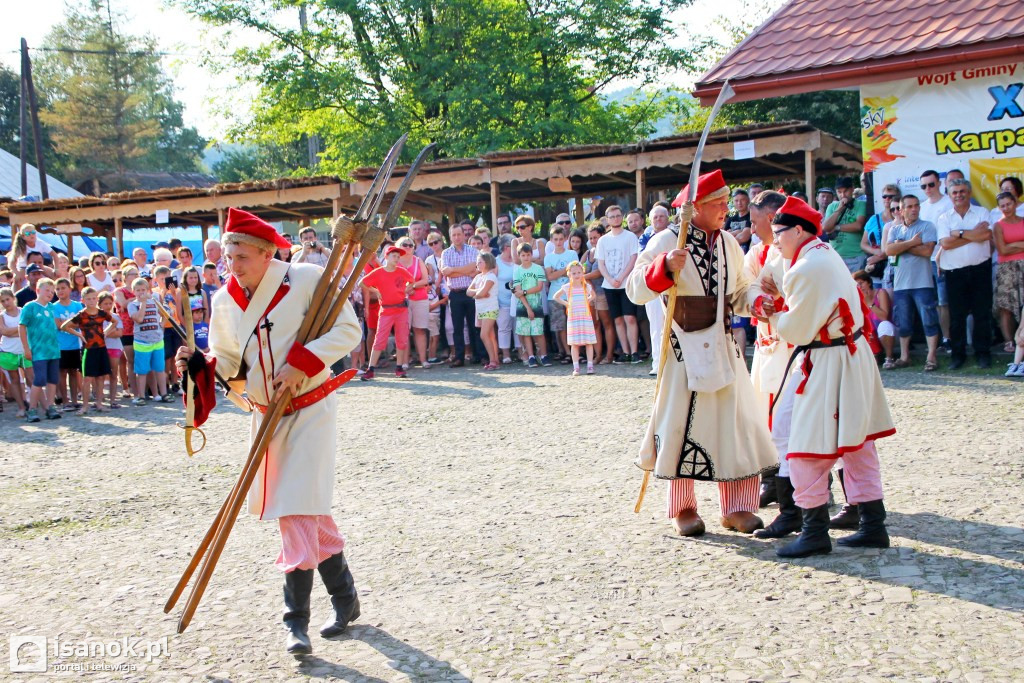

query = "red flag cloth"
[{"left": 183, "top": 352, "right": 218, "bottom": 427}]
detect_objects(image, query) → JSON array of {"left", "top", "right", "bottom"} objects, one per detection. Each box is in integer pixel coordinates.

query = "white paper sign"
[
  {"left": 155, "top": 209, "right": 169, "bottom": 224},
  {"left": 733, "top": 140, "right": 755, "bottom": 160}
]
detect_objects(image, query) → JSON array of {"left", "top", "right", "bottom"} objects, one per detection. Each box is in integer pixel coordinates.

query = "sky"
[{"left": 6, "top": 0, "right": 783, "bottom": 141}]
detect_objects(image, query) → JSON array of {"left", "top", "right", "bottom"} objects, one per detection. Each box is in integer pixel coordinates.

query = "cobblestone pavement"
[{"left": 2, "top": 363, "right": 1023, "bottom": 682}]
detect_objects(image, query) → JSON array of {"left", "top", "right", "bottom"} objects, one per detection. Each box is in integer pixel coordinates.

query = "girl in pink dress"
[{"left": 554, "top": 261, "right": 597, "bottom": 375}]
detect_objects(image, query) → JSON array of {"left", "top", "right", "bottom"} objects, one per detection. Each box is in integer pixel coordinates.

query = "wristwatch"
[{"left": 958, "top": 229, "right": 965, "bottom": 239}]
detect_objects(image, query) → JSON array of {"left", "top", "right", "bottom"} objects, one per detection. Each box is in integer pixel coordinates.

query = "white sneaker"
[
  {"left": 1006, "top": 363, "right": 1020, "bottom": 377},
  {"left": 1014, "top": 363, "right": 1024, "bottom": 377}
]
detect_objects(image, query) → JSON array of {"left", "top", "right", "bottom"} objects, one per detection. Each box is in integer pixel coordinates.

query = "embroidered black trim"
[{"left": 676, "top": 390, "right": 715, "bottom": 480}]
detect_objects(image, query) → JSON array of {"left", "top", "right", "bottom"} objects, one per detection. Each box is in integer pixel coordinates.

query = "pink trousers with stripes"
[
  {"left": 276, "top": 515, "right": 347, "bottom": 573},
  {"left": 666, "top": 476, "right": 761, "bottom": 517}
]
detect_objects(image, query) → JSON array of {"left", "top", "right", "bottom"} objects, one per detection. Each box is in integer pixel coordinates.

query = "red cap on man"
[
  {"left": 772, "top": 196, "right": 823, "bottom": 235},
  {"left": 223, "top": 208, "right": 293, "bottom": 250},
  {"left": 672, "top": 169, "right": 728, "bottom": 207}
]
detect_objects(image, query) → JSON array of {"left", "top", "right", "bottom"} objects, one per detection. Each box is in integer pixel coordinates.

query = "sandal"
[
  {"left": 882, "top": 358, "right": 895, "bottom": 370},
  {"left": 924, "top": 359, "right": 938, "bottom": 372},
  {"left": 1005, "top": 341, "right": 1015, "bottom": 353},
  {"left": 892, "top": 358, "right": 911, "bottom": 369}
]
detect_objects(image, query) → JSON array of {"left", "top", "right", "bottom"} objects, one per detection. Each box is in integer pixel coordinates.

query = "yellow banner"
[{"left": 968, "top": 158, "right": 1024, "bottom": 209}]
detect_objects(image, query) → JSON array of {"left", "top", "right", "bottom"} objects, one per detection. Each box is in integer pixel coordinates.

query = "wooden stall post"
[
  {"left": 490, "top": 181, "right": 500, "bottom": 232},
  {"left": 115, "top": 217, "right": 124, "bottom": 260},
  {"left": 635, "top": 168, "right": 647, "bottom": 211},
  {"left": 804, "top": 150, "right": 815, "bottom": 199}
]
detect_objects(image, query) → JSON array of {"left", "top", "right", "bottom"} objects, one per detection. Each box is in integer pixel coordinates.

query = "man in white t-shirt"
[
  {"left": 596, "top": 205, "right": 641, "bottom": 363},
  {"left": 917, "top": 169, "right": 954, "bottom": 346},
  {"left": 936, "top": 178, "right": 993, "bottom": 369},
  {"left": 544, "top": 226, "right": 576, "bottom": 359}
]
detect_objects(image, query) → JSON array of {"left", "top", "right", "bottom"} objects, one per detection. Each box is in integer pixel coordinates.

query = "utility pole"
[
  {"left": 21, "top": 38, "right": 49, "bottom": 199},
  {"left": 298, "top": 5, "right": 321, "bottom": 168},
  {"left": 19, "top": 61, "right": 28, "bottom": 197}
]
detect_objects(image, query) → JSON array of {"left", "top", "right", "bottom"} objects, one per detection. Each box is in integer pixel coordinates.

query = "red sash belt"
[{"left": 252, "top": 371, "right": 353, "bottom": 415}]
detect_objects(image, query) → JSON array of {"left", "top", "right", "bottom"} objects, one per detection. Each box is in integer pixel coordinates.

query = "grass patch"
[{"left": 6, "top": 516, "right": 86, "bottom": 539}]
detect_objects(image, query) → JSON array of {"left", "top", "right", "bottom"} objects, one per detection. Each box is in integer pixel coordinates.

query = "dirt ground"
[{"left": 2, "top": 361, "right": 1023, "bottom": 682}]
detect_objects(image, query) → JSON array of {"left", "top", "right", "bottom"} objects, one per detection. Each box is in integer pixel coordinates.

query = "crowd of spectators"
[
  {"left": 3, "top": 169, "right": 1022, "bottom": 422},
  {"left": 1, "top": 232, "right": 225, "bottom": 421},
  {"left": 813, "top": 172, "right": 1024, "bottom": 376}
]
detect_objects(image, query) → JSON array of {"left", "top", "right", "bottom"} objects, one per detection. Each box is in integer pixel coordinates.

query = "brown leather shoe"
[
  {"left": 721, "top": 511, "right": 765, "bottom": 534},
  {"left": 672, "top": 510, "right": 706, "bottom": 536}
]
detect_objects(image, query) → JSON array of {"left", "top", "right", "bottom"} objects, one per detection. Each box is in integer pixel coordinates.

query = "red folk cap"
[
  {"left": 772, "top": 196, "right": 823, "bottom": 235},
  {"left": 223, "top": 208, "right": 293, "bottom": 250},
  {"left": 384, "top": 245, "right": 407, "bottom": 257},
  {"left": 672, "top": 169, "right": 727, "bottom": 207}
]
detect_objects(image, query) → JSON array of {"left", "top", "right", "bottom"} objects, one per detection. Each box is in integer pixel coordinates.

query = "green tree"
[
  {"left": 34, "top": 0, "right": 206, "bottom": 184},
  {"left": 0, "top": 66, "right": 21, "bottom": 158},
  {"left": 179, "top": 0, "right": 702, "bottom": 175},
  {"left": 677, "top": 0, "right": 859, "bottom": 142},
  {"left": 0, "top": 64, "right": 69, "bottom": 183},
  {"left": 210, "top": 140, "right": 309, "bottom": 182}
]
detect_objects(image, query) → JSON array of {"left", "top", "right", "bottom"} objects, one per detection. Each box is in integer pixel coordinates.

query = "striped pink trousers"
[
  {"left": 666, "top": 476, "right": 760, "bottom": 518},
  {"left": 276, "top": 514, "right": 346, "bottom": 573}
]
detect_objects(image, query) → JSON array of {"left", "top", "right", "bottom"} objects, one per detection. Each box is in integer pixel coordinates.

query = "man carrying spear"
[
  {"left": 626, "top": 170, "right": 778, "bottom": 536},
  {"left": 175, "top": 208, "right": 363, "bottom": 656}
]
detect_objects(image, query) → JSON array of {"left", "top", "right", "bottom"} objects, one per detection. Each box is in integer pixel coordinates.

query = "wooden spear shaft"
[{"left": 634, "top": 204, "right": 694, "bottom": 513}]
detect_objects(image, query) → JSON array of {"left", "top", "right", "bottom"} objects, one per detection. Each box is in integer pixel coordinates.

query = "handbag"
[{"left": 673, "top": 239, "right": 736, "bottom": 393}]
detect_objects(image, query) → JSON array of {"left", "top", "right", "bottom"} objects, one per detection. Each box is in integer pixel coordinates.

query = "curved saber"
[{"left": 635, "top": 80, "right": 734, "bottom": 513}]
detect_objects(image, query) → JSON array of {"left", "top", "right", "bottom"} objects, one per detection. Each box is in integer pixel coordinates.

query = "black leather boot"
[
  {"left": 836, "top": 499, "right": 890, "bottom": 548},
  {"left": 318, "top": 552, "right": 361, "bottom": 638},
  {"left": 758, "top": 466, "right": 779, "bottom": 508},
  {"left": 829, "top": 468, "right": 860, "bottom": 529},
  {"left": 283, "top": 569, "right": 314, "bottom": 656},
  {"left": 753, "top": 475, "right": 802, "bottom": 539},
  {"left": 777, "top": 504, "right": 832, "bottom": 558}
]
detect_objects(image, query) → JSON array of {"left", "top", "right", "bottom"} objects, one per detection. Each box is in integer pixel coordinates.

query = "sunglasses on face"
[
  {"left": 23, "top": 231, "right": 36, "bottom": 236},
  {"left": 920, "top": 181, "right": 937, "bottom": 189},
  {"left": 890, "top": 206, "right": 901, "bottom": 212},
  {"left": 556, "top": 220, "right": 571, "bottom": 225},
  {"left": 428, "top": 240, "right": 441, "bottom": 245},
  {"left": 881, "top": 194, "right": 896, "bottom": 199}
]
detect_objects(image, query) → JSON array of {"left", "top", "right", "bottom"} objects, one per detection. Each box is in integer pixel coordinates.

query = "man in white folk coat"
[
  {"left": 626, "top": 170, "right": 777, "bottom": 537},
  {"left": 176, "top": 208, "right": 363, "bottom": 656},
  {"left": 754, "top": 197, "right": 896, "bottom": 558}
]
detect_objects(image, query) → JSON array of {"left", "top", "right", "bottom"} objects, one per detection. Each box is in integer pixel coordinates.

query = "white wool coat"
[
  {"left": 208, "top": 259, "right": 362, "bottom": 519},
  {"left": 626, "top": 225, "right": 777, "bottom": 482},
  {"left": 773, "top": 239, "right": 895, "bottom": 458}
]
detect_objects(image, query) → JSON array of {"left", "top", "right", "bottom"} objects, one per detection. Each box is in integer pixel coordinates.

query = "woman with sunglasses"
[
  {"left": 862, "top": 185, "right": 900, "bottom": 286},
  {"left": 86, "top": 251, "right": 115, "bottom": 293},
  {"left": 511, "top": 216, "right": 546, "bottom": 266},
  {"left": 7, "top": 224, "right": 55, "bottom": 288}
]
